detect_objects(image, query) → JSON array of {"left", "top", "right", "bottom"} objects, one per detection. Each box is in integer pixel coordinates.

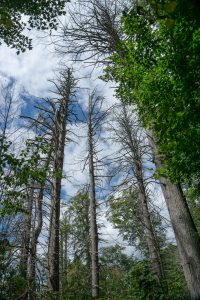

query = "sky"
[{"left": 0, "top": 2, "right": 174, "bottom": 256}]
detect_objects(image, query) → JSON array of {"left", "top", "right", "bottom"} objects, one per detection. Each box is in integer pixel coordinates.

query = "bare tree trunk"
[
  {"left": 60, "top": 224, "right": 68, "bottom": 298},
  {"left": 29, "top": 185, "right": 45, "bottom": 294},
  {"left": 137, "top": 171, "right": 164, "bottom": 280},
  {"left": 48, "top": 112, "right": 66, "bottom": 292},
  {"left": 86, "top": 201, "right": 91, "bottom": 271},
  {"left": 19, "top": 189, "right": 34, "bottom": 300},
  {"left": 48, "top": 69, "right": 74, "bottom": 293},
  {"left": 115, "top": 106, "right": 164, "bottom": 280},
  {"left": 149, "top": 131, "right": 200, "bottom": 299},
  {"left": 29, "top": 149, "right": 52, "bottom": 296},
  {"left": 88, "top": 95, "right": 99, "bottom": 298},
  {"left": 20, "top": 189, "right": 34, "bottom": 279}
]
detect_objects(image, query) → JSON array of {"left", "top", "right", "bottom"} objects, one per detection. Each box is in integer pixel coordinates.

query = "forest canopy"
[{"left": 0, "top": 0, "right": 68, "bottom": 52}]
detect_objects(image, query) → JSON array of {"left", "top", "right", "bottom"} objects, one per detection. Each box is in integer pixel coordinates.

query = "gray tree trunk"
[
  {"left": 149, "top": 131, "right": 200, "bottom": 299},
  {"left": 137, "top": 174, "right": 164, "bottom": 280},
  {"left": 29, "top": 185, "right": 45, "bottom": 292},
  {"left": 117, "top": 106, "right": 164, "bottom": 280},
  {"left": 20, "top": 189, "right": 34, "bottom": 279},
  {"left": 88, "top": 95, "right": 99, "bottom": 298},
  {"left": 29, "top": 149, "right": 52, "bottom": 294},
  {"left": 48, "top": 69, "right": 74, "bottom": 293},
  {"left": 48, "top": 110, "right": 66, "bottom": 292}
]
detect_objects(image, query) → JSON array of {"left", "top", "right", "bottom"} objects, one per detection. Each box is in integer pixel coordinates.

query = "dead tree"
[
  {"left": 19, "top": 68, "right": 76, "bottom": 295},
  {"left": 19, "top": 188, "right": 34, "bottom": 283},
  {"left": 47, "top": 69, "right": 76, "bottom": 292},
  {"left": 84, "top": 91, "right": 108, "bottom": 297},
  {"left": 0, "top": 81, "right": 45, "bottom": 298},
  {"left": 109, "top": 104, "right": 164, "bottom": 281},
  {"left": 56, "top": 0, "right": 128, "bottom": 64},
  {"left": 29, "top": 148, "right": 52, "bottom": 294},
  {"left": 88, "top": 95, "right": 99, "bottom": 298}
]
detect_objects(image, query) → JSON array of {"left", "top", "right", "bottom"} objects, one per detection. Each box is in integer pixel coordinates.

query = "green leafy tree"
[
  {"left": 120, "top": 247, "right": 187, "bottom": 300},
  {"left": 0, "top": 236, "right": 28, "bottom": 300},
  {"left": 99, "top": 245, "right": 134, "bottom": 300},
  {"left": 0, "top": 136, "right": 49, "bottom": 217},
  {"left": 160, "top": 244, "right": 188, "bottom": 299},
  {"left": 60, "top": 188, "right": 91, "bottom": 299},
  {"left": 64, "top": 257, "right": 91, "bottom": 300},
  {"left": 107, "top": 189, "right": 166, "bottom": 257},
  {"left": 0, "top": 0, "right": 68, "bottom": 52}
]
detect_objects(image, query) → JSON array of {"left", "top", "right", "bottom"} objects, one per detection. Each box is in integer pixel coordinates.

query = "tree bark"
[
  {"left": 48, "top": 110, "right": 66, "bottom": 292},
  {"left": 88, "top": 96, "right": 99, "bottom": 298},
  {"left": 137, "top": 175, "right": 164, "bottom": 280},
  {"left": 29, "top": 149, "right": 52, "bottom": 295},
  {"left": 120, "top": 106, "right": 164, "bottom": 280},
  {"left": 149, "top": 131, "right": 200, "bottom": 299},
  {"left": 48, "top": 69, "right": 74, "bottom": 293},
  {"left": 19, "top": 188, "right": 34, "bottom": 300},
  {"left": 20, "top": 189, "right": 34, "bottom": 279},
  {"left": 29, "top": 184, "right": 45, "bottom": 296}
]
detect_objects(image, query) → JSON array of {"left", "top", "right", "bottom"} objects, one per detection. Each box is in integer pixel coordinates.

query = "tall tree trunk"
[
  {"left": 149, "top": 131, "right": 200, "bottom": 299},
  {"left": 121, "top": 106, "right": 164, "bottom": 280},
  {"left": 29, "top": 149, "right": 52, "bottom": 296},
  {"left": 48, "top": 111, "right": 66, "bottom": 292},
  {"left": 29, "top": 184, "right": 45, "bottom": 297},
  {"left": 48, "top": 69, "right": 74, "bottom": 293},
  {"left": 88, "top": 98, "right": 99, "bottom": 298},
  {"left": 137, "top": 174, "right": 164, "bottom": 280},
  {"left": 19, "top": 188, "right": 34, "bottom": 300},
  {"left": 60, "top": 224, "right": 67, "bottom": 299},
  {"left": 86, "top": 203, "right": 91, "bottom": 271},
  {"left": 20, "top": 189, "right": 34, "bottom": 278}
]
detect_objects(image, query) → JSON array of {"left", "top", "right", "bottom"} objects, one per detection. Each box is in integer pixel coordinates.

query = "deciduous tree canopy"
[{"left": 0, "top": 0, "right": 67, "bottom": 52}]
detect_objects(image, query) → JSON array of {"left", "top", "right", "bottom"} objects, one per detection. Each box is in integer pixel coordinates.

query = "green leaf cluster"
[
  {"left": 0, "top": 0, "right": 68, "bottom": 52},
  {"left": 0, "top": 135, "right": 50, "bottom": 216}
]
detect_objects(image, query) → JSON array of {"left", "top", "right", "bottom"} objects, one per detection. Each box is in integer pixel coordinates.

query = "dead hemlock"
[
  {"left": 48, "top": 69, "right": 76, "bottom": 292},
  {"left": 109, "top": 104, "right": 164, "bottom": 280}
]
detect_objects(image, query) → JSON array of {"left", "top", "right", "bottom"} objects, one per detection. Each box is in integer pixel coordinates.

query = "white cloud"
[{"left": 0, "top": 37, "right": 61, "bottom": 97}]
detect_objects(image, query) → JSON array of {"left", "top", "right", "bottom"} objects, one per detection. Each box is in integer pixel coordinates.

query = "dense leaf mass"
[{"left": 0, "top": 0, "right": 67, "bottom": 52}]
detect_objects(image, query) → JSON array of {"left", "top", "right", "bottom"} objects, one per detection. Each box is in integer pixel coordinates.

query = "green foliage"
[
  {"left": 107, "top": 189, "right": 166, "bottom": 254},
  {"left": 59, "top": 188, "right": 91, "bottom": 299},
  {"left": 124, "top": 260, "right": 166, "bottom": 300},
  {"left": 61, "top": 187, "right": 91, "bottom": 262},
  {"left": 160, "top": 245, "right": 188, "bottom": 299},
  {"left": 0, "top": 135, "right": 50, "bottom": 216},
  {"left": 186, "top": 186, "right": 200, "bottom": 232},
  {"left": 0, "top": 0, "right": 68, "bottom": 52},
  {"left": 0, "top": 238, "right": 28, "bottom": 300},
  {"left": 62, "top": 257, "right": 91, "bottom": 300},
  {"left": 99, "top": 245, "right": 134, "bottom": 300},
  {"left": 41, "top": 290, "right": 61, "bottom": 300},
  {"left": 103, "top": 0, "right": 200, "bottom": 189},
  {"left": 98, "top": 245, "right": 187, "bottom": 300},
  {"left": 120, "top": 251, "right": 187, "bottom": 300}
]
